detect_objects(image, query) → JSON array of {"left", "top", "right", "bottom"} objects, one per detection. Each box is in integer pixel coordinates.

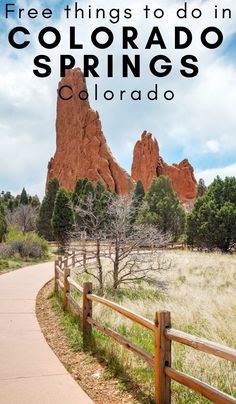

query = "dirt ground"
[{"left": 36, "top": 281, "right": 138, "bottom": 404}]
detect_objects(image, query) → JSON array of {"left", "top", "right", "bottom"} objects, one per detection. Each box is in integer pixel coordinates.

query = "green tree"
[
  {"left": 37, "top": 178, "right": 59, "bottom": 241},
  {"left": 20, "top": 188, "right": 29, "bottom": 205},
  {"left": 0, "top": 205, "right": 7, "bottom": 243},
  {"left": 30, "top": 195, "right": 41, "bottom": 208},
  {"left": 95, "top": 180, "right": 106, "bottom": 197},
  {"left": 197, "top": 178, "right": 207, "bottom": 197},
  {"left": 52, "top": 188, "right": 75, "bottom": 250},
  {"left": 130, "top": 180, "right": 145, "bottom": 224},
  {"left": 187, "top": 176, "right": 236, "bottom": 252},
  {"left": 83, "top": 180, "right": 95, "bottom": 197},
  {"left": 72, "top": 178, "right": 97, "bottom": 208},
  {"left": 138, "top": 176, "right": 185, "bottom": 240},
  {"left": 72, "top": 178, "right": 85, "bottom": 206}
]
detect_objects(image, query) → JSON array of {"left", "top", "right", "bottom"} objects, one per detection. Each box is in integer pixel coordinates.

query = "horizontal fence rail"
[
  {"left": 87, "top": 293, "right": 156, "bottom": 331},
  {"left": 54, "top": 251, "right": 236, "bottom": 404}
]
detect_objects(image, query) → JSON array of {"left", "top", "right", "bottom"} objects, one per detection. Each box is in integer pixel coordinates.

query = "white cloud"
[
  {"left": 0, "top": 0, "right": 236, "bottom": 196},
  {"left": 204, "top": 140, "right": 220, "bottom": 154},
  {"left": 196, "top": 163, "right": 236, "bottom": 185}
]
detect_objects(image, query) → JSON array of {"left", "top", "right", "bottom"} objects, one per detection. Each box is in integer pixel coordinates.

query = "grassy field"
[{"left": 54, "top": 250, "right": 236, "bottom": 403}]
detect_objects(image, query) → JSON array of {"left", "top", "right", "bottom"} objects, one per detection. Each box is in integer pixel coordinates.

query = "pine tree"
[
  {"left": 130, "top": 180, "right": 145, "bottom": 224},
  {"left": 83, "top": 180, "right": 95, "bottom": 197},
  {"left": 187, "top": 176, "right": 236, "bottom": 251},
  {"left": 138, "top": 176, "right": 185, "bottom": 240},
  {"left": 95, "top": 180, "right": 106, "bottom": 197},
  {"left": 197, "top": 178, "right": 207, "bottom": 197},
  {"left": 52, "top": 188, "right": 74, "bottom": 250},
  {"left": 20, "top": 188, "right": 29, "bottom": 205},
  {"left": 37, "top": 178, "right": 59, "bottom": 241},
  {"left": 31, "top": 195, "right": 41, "bottom": 208},
  {"left": 0, "top": 204, "right": 7, "bottom": 243},
  {"left": 72, "top": 178, "right": 85, "bottom": 206}
]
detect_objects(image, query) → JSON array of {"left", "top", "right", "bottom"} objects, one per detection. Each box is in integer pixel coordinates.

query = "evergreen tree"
[
  {"left": 95, "top": 180, "right": 106, "bottom": 197},
  {"left": 20, "top": 188, "right": 29, "bottom": 205},
  {"left": 52, "top": 188, "right": 75, "bottom": 250},
  {"left": 37, "top": 178, "right": 59, "bottom": 241},
  {"left": 72, "top": 178, "right": 85, "bottom": 206},
  {"left": 7, "top": 199, "right": 14, "bottom": 212},
  {"left": 0, "top": 204, "right": 7, "bottom": 243},
  {"left": 138, "top": 176, "right": 185, "bottom": 240},
  {"left": 31, "top": 195, "right": 41, "bottom": 208},
  {"left": 83, "top": 180, "right": 95, "bottom": 197},
  {"left": 130, "top": 180, "right": 145, "bottom": 224},
  {"left": 197, "top": 178, "right": 207, "bottom": 197},
  {"left": 187, "top": 176, "right": 236, "bottom": 252}
]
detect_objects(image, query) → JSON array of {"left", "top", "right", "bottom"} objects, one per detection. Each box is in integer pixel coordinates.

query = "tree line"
[{"left": 1, "top": 175, "right": 236, "bottom": 253}]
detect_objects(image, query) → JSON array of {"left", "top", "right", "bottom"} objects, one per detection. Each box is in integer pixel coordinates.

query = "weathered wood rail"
[{"left": 54, "top": 251, "right": 236, "bottom": 404}]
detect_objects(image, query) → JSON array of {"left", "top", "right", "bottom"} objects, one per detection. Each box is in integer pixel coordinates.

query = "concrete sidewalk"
[{"left": 0, "top": 262, "right": 93, "bottom": 404}]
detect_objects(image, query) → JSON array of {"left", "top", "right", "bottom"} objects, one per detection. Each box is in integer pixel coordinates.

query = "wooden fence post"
[
  {"left": 58, "top": 256, "right": 62, "bottom": 269},
  {"left": 83, "top": 252, "right": 87, "bottom": 267},
  {"left": 63, "top": 256, "right": 70, "bottom": 309},
  {"left": 83, "top": 282, "right": 93, "bottom": 339},
  {"left": 154, "top": 311, "right": 171, "bottom": 404},
  {"left": 54, "top": 260, "right": 59, "bottom": 292},
  {"left": 72, "top": 251, "right": 76, "bottom": 267}
]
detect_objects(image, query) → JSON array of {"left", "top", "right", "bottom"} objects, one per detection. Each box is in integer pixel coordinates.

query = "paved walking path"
[{"left": 0, "top": 262, "right": 93, "bottom": 404}]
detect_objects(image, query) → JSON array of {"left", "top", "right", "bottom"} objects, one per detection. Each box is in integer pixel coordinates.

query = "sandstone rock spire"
[
  {"left": 47, "top": 68, "right": 133, "bottom": 195},
  {"left": 131, "top": 131, "right": 197, "bottom": 206}
]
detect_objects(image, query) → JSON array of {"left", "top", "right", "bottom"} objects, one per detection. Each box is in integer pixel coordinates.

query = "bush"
[
  {"left": 0, "top": 240, "right": 45, "bottom": 259},
  {"left": 24, "top": 233, "right": 48, "bottom": 256},
  {"left": 21, "top": 240, "right": 44, "bottom": 258},
  {"left": 0, "top": 243, "right": 15, "bottom": 259},
  {"left": 0, "top": 228, "right": 49, "bottom": 259},
  {"left": 6, "top": 227, "right": 48, "bottom": 255},
  {"left": 6, "top": 227, "right": 26, "bottom": 241}
]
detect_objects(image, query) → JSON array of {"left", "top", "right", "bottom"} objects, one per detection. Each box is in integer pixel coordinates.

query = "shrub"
[
  {"left": 0, "top": 228, "right": 49, "bottom": 259},
  {"left": 0, "top": 243, "right": 15, "bottom": 259},
  {"left": 6, "top": 227, "right": 26, "bottom": 241},
  {"left": 0, "top": 240, "right": 45, "bottom": 259},
  {"left": 21, "top": 240, "right": 44, "bottom": 258},
  {"left": 24, "top": 233, "right": 48, "bottom": 256}
]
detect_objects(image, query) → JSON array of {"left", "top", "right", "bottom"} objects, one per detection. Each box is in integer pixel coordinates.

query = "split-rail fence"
[{"left": 54, "top": 251, "right": 236, "bottom": 404}]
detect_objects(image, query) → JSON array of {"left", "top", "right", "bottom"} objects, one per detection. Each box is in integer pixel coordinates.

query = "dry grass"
[{"left": 69, "top": 250, "right": 236, "bottom": 402}]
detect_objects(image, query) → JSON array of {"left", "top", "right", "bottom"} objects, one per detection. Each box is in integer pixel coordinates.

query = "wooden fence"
[{"left": 54, "top": 251, "right": 236, "bottom": 404}]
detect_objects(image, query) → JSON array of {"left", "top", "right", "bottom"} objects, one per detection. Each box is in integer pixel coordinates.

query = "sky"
[{"left": 0, "top": 0, "right": 236, "bottom": 199}]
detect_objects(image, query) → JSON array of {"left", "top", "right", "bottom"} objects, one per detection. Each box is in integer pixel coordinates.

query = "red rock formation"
[
  {"left": 131, "top": 131, "right": 159, "bottom": 190},
  {"left": 131, "top": 132, "right": 197, "bottom": 205},
  {"left": 47, "top": 69, "right": 197, "bottom": 206},
  {"left": 47, "top": 68, "right": 133, "bottom": 194}
]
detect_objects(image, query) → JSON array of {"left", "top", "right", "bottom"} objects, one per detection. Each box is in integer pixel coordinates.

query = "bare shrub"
[
  {"left": 73, "top": 194, "right": 170, "bottom": 291},
  {"left": 7, "top": 205, "right": 38, "bottom": 233},
  {"left": 105, "top": 197, "right": 170, "bottom": 289},
  {"left": 0, "top": 243, "right": 14, "bottom": 259},
  {"left": 0, "top": 239, "right": 44, "bottom": 259}
]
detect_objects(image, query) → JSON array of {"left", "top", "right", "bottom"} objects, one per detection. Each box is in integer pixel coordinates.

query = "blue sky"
[{"left": 0, "top": 0, "right": 236, "bottom": 198}]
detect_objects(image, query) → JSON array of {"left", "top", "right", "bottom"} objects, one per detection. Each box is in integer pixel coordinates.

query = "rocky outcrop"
[
  {"left": 47, "top": 68, "right": 133, "bottom": 195},
  {"left": 47, "top": 69, "right": 197, "bottom": 206},
  {"left": 131, "top": 132, "right": 197, "bottom": 205},
  {"left": 131, "top": 131, "right": 160, "bottom": 190}
]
